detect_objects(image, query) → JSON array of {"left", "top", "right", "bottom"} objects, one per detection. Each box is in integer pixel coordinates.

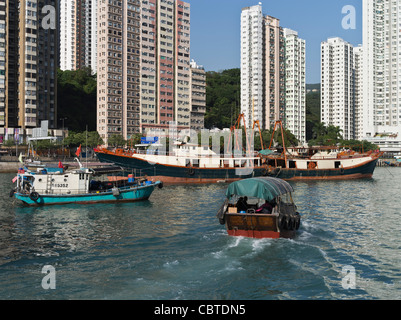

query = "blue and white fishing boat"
[{"left": 10, "top": 162, "right": 163, "bottom": 206}]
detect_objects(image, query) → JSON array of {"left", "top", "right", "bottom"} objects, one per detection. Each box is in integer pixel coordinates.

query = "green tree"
[
  {"left": 108, "top": 134, "right": 126, "bottom": 147},
  {"left": 63, "top": 131, "right": 103, "bottom": 148},
  {"left": 205, "top": 69, "right": 240, "bottom": 129}
]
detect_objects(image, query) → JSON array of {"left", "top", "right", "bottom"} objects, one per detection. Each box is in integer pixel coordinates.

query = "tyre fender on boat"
[
  {"left": 294, "top": 213, "right": 301, "bottom": 230},
  {"left": 187, "top": 167, "right": 195, "bottom": 176},
  {"left": 29, "top": 191, "right": 40, "bottom": 202},
  {"left": 217, "top": 200, "right": 228, "bottom": 225},
  {"left": 158, "top": 182, "right": 163, "bottom": 189},
  {"left": 279, "top": 214, "right": 287, "bottom": 230},
  {"left": 9, "top": 189, "right": 15, "bottom": 197}
]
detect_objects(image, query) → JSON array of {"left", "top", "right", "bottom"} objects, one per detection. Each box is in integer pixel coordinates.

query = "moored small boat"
[
  {"left": 10, "top": 164, "right": 163, "bottom": 206},
  {"left": 217, "top": 177, "right": 300, "bottom": 239}
]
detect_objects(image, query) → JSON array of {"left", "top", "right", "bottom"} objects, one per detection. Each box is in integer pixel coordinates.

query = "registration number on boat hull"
[{"left": 52, "top": 183, "right": 69, "bottom": 188}]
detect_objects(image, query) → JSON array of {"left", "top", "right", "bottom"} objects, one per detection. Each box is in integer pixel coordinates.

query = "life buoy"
[
  {"left": 29, "top": 191, "right": 40, "bottom": 202},
  {"left": 187, "top": 167, "right": 195, "bottom": 176},
  {"left": 308, "top": 162, "right": 316, "bottom": 169}
]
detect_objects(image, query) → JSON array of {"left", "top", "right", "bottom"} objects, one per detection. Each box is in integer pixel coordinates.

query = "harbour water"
[{"left": 0, "top": 167, "right": 401, "bottom": 300}]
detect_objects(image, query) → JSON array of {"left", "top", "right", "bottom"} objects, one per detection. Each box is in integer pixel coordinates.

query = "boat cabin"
[{"left": 217, "top": 177, "right": 300, "bottom": 239}]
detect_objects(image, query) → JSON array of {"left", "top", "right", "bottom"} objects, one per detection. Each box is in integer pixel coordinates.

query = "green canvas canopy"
[
  {"left": 226, "top": 177, "right": 294, "bottom": 201},
  {"left": 258, "top": 149, "right": 274, "bottom": 156}
]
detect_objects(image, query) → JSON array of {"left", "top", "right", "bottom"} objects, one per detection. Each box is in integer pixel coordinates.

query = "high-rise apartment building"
[
  {"left": 241, "top": 3, "right": 304, "bottom": 141},
  {"left": 321, "top": 37, "right": 354, "bottom": 140},
  {"left": 354, "top": 45, "right": 363, "bottom": 140},
  {"left": 240, "top": 4, "right": 264, "bottom": 129},
  {"left": 362, "top": 0, "right": 401, "bottom": 151},
  {"left": 140, "top": 0, "right": 191, "bottom": 135},
  {"left": 284, "top": 28, "right": 306, "bottom": 144},
  {"left": 60, "top": 0, "right": 97, "bottom": 73},
  {"left": 241, "top": 4, "right": 285, "bottom": 130},
  {"left": 97, "top": 0, "right": 191, "bottom": 142},
  {"left": 190, "top": 59, "right": 206, "bottom": 131},
  {"left": 97, "top": 0, "right": 141, "bottom": 142},
  {"left": 0, "top": 0, "right": 58, "bottom": 142},
  {"left": 264, "top": 15, "right": 285, "bottom": 131}
]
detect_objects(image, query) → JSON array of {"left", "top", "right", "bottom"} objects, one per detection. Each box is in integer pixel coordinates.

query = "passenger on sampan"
[
  {"left": 256, "top": 200, "right": 275, "bottom": 214},
  {"left": 236, "top": 197, "right": 248, "bottom": 212}
]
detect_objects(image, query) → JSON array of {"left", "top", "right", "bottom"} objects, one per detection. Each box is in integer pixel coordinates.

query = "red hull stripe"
[{"left": 227, "top": 229, "right": 280, "bottom": 239}]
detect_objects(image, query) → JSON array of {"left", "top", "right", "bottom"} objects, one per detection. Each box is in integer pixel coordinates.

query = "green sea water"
[{"left": 0, "top": 167, "right": 400, "bottom": 300}]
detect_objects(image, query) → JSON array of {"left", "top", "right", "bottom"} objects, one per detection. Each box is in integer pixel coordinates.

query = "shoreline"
[{"left": 0, "top": 160, "right": 103, "bottom": 173}]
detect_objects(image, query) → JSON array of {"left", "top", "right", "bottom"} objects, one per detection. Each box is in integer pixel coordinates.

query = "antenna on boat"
[{"left": 85, "top": 125, "right": 88, "bottom": 168}]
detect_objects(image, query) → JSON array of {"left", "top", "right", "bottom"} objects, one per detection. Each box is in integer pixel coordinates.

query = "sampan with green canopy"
[{"left": 225, "top": 177, "right": 294, "bottom": 201}]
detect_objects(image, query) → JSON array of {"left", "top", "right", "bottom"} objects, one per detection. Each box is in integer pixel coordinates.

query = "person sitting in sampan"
[{"left": 256, "top": 200, "right": 275, "bottom": 214}]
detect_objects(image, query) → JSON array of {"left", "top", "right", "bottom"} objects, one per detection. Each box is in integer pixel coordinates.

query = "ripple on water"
[{"left": 1, "top": 169, "right": 401, "bottom": 299}]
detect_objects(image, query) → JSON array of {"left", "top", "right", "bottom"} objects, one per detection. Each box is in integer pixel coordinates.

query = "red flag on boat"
[
  {"left": 76, "top": 145, "right": 82, "bottom": 157},
  {"left": 58, "top": 161, "right": 63, "bottom": 168}
]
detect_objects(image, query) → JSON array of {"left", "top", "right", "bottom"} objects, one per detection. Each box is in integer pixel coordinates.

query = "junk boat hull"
[
  {"left": 96, "top": 148, "right": 381, "bottom": 183},
  {"left": 95, "top": 149, "right": 267, "bottom": 184},
  {"left": 265, "top": 156, "right": 380, "bottom": 181}
]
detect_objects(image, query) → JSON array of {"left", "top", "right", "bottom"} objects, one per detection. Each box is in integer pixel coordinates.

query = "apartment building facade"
[
  {"left": 190, "top": 59, "right": 206, "bottom": 131},
  {"left": 241, "top": 3, "right": 305, "bottom": 143},
  {"left": 140, "top": 0, "right": 191, "bottom": 136},
  {"left": 362, "top": 0, "right": 401, "bottom": 151},
  {"left": 0, "top": 0, "right": 58, "bottom": 143},
  {"left": 240, "top": 3, "right": 264, "bottom": 129},
  {"left": 284, "top": 28, "right": 306, "bottom": 144},
  {"left": 353, "top": 45, "right": 363, "bottom": 140},
  {"left": 264, "top": 14, "right": 285, "bottom": 131},
  {"left": 321, "top": 37, "right": 355, "bottom": 140},
  {"left": 97, "top": 0, "right": 192, "bottom": 142},
  {"left": 60, "top": 0, "right": 97, "bottom": 73},
  {"left": 97, "top": 0, "right": 142, "bottom": 143}
]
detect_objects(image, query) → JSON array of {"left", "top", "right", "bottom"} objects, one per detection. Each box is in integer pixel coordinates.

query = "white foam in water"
[
  {"left": 163, "top": 260, "right": 179, "bottom": 268},
  {"left": 228, "top": 237, "right": 243, "bottom": 248},
  {"left": 251, "top": 238, "right": 272, "bottom": 252}
]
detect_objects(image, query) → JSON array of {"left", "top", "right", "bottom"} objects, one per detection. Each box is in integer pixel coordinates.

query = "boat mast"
[
  {"left": 253, "top": 120, "right": 264, "bottom": 151},
  {"left": 268, "top": 120, "right": 288, "bottom": 166}
]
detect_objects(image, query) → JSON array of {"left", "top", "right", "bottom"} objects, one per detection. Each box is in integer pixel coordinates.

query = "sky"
[{"left": 186, "top": 0, "right": 363, "bottom": 84}]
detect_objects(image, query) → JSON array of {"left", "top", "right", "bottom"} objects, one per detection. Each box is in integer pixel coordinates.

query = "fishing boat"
[
  {"left": 217, "top": 177, "right": 300, "bottom": 239},
  {"left": 10, "top": 163, "right": 163, "bottom": 206},
  {"left": 95, "top": 115, "right": 272, "bottom": 184},
  {"left": 95, "top": 116, "right": 383, "bottom": 183},
  {"left": 259, "top": 121, "right": 383, "bottom": 180},
  {"left": 95, "top": 142, "right": 267, "bottom": 184}
]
